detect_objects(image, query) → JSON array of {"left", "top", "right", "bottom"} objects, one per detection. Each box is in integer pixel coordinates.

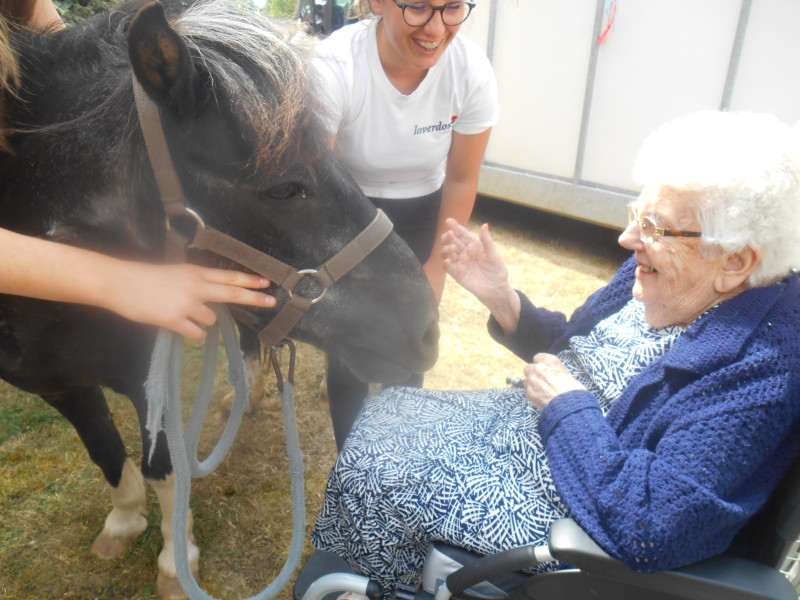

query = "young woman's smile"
[{"left": 372, "top": 0, "right": 462, "bottom": 90}]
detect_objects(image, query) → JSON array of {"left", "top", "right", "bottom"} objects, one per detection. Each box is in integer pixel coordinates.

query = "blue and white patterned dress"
[{"left": 311, "top": 299, "right": 685, "bottom": 589}]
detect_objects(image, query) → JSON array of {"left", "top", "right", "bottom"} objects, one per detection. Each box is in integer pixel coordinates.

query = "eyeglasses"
[
  {"left": 626, "top": 203, "right": 702, "bottom": 244},
  {"left": 391, "top": 0, "right": 476, "bottom": 27}
]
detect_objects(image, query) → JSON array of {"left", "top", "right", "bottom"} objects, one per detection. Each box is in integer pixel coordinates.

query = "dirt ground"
[{"left": 0, "top": 196, "right": 631, "bottom": 599}]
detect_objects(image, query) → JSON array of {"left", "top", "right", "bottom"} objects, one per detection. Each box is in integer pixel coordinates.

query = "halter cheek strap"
[{"left": 132, "top": 77, "right": 393, "bottom": 348}]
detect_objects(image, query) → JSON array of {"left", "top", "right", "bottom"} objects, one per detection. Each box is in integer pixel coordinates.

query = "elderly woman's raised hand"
[
  {"left": 524, "top": 353, "right": 587, "bottom": 410},
  {"left": 441, "top": 218, "right": 521, "bottom": 333},
  {"left": 441, "top": 218, "right": 506, "bottom": 293}
]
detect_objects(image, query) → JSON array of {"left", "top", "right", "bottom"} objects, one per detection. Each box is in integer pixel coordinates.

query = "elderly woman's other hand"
[
  {"left": 442, "top": 218, "right": 521, "bottom": 333},
  {"left": 524, "top": 353, "right": 587, "bottom": 410}
]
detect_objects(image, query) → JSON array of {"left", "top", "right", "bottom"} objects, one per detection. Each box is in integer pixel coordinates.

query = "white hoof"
[{"left": 91, "top": 458, "right": 147, "bottom": 559}]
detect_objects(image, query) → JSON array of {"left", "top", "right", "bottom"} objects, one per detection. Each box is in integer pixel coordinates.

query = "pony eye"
[{"left": 267, "top": 183, "right": 306, "bottom": 200}]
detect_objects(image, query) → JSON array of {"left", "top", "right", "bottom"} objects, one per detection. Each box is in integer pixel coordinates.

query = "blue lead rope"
[{"left": 145, "top": 304, "right": 306, "bottom": 600}]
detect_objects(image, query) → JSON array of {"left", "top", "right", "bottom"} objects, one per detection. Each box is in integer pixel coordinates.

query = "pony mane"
[
  {"left": 173, "top": 0, "right": 317, "bottom": 166},
  {"left": 4, "top": 1, "right": 319, "bottom": 167}
]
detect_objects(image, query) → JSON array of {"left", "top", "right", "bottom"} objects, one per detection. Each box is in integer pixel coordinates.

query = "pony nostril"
[
  {"left": 420, "top": 320, "right": 440, "bottom": 364},
  {"left": 424, "top": 321, "right": 440, "bottom": 347}
]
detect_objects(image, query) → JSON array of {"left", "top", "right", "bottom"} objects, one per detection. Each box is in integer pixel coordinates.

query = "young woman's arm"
[
  {"left": 0, "top": 228, "right": 275, "bottom": 340},
  {"left": 425, "top": 128, "right": 492, "bottom": 303},
  {"left": 24, "top": 0, "right": 64, "bottom": 30}
]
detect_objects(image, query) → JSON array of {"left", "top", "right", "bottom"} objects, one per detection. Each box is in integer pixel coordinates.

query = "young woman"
[{"left": 313, "top": 0, "right": 499, "bottom": 446}]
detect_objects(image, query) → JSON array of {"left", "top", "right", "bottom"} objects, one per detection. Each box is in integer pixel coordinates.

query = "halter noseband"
[{"left": 132, "top": 78, "right": 393, "bottom": 349}]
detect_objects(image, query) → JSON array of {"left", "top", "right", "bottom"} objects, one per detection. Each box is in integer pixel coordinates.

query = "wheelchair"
[{"left": 294, "top": 452, "right": 800, "bottom": 600}]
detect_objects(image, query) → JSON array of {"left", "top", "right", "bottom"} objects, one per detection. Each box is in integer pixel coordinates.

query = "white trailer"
[{"left": 460, "top": 0, "right": 800, "bottom": 229}]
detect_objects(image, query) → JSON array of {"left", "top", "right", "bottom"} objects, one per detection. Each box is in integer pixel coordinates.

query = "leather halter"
[{"left": 132, "top": 78, "right": 393, "bottom": 349}]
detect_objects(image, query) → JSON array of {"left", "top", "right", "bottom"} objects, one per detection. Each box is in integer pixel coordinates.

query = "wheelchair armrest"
[
  {"left": 547, "top": 517, "right": 637, "bottom": 577},
  {"left": 440, "top": 519, "right": 632, "bottom": 599},
  {"left": 545, "top": 518, "right": 798, "bottom": 600},
  {"left": 443, "top": 544, "right": 540, "bottom": 597}
]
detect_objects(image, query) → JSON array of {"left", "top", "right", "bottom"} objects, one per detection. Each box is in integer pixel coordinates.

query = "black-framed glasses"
[
  {"left": 626, "top": 203, "right": 702, "bottom": 244},
  {"left": 392, "top": 0, "right": 475, "bottom": 27}
]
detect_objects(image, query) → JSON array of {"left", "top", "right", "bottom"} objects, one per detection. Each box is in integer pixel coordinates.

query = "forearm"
[
  {"left": 480, "top": 280, "right": 520, "bottom": 333},
  {"left": 493, "top": 258, "right": 637, "bottom": 358},
  {"left": 539, "top": 367, "right": 800, "bottom": 571},
  {"left": 539, "top": 394, "right": 740, "bottom": 571},
  {"left": 487, "top": 290, "right": 567, "bottom": 360},
  {"left": 434, "top": 129, "right": 490, "bottom": 233},
  {"left": 430, "top": 129, "right": 492, "bottom": 303},
  {"left": 27, "top": 0, "right": 65, "bottom": 31},
  {"left": 425, "top": 180, "right": 478, "bottom": 303},
  {"left": 0, "top": 228, "right": 125, "bottom": 309},
  {"left": 0, "top": 228, "right": 275, "bottom": 340}
]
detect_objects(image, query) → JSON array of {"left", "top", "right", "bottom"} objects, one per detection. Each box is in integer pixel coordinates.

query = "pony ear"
[{"left": 127, "top": 1, "right": 196, "bottom": 116}]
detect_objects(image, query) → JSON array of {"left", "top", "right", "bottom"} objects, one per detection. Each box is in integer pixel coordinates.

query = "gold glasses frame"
[{"left": 626, "top": 203, "right": 702, "bottom": 244}]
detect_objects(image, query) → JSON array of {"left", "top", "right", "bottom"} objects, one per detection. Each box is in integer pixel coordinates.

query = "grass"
[{"left": 0, "top": 197, "right": 629, "bottom": 599}]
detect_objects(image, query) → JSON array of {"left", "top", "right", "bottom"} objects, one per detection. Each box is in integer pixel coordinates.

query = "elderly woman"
[{"left": 310, "top": 110, "right": 800, "bottom": 592}]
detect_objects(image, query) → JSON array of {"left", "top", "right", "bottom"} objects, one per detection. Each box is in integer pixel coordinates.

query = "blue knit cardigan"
[{"left": 489, "top": 257, "right": 800, "bottom": 572}]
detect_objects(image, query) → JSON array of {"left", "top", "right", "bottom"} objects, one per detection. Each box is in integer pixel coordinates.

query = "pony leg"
[
  {"left": 92, "top": 457, "right": 148, "bottom": 558},
  {"left": 130, "top": 392, "right": 199, "bottom": 600},
  {"left": 42, "top": 388, "right": 147, "bottom": 559},
  {"left": 149, "top": 475, "right": 200, "bottom": 600},
  {"left": 218, "top": 323, "right": 265, "bottom": 419}
]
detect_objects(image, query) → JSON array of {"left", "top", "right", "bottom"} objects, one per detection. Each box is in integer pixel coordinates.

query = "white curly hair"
[{"left": 632, "top": 110, "right": 800, "bottom": 287}]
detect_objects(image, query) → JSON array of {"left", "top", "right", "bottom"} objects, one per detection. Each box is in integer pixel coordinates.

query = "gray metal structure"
[{"left": 469, "top": 0, "right": 800, "bottom": 230}]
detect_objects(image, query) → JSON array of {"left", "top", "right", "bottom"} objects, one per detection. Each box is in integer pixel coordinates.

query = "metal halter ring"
[
  {"left": 288, "top": 269, "right": 329, "bottom": 304},
  {"left": 165, "top": 207, "right": 206, "bottom": 232}
]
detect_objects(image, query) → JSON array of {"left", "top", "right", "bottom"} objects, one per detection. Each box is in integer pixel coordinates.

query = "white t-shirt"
[{"left": 313, "top": 18, "right": 499, "bottom": 199}]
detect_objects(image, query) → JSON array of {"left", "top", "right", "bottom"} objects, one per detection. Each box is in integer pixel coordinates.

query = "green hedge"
[
  {"left": 55, "top": 0, "right": 122, "bottom": 25},
  {"left": 56, "top": 0, "right": 296, "bottom": 26}
]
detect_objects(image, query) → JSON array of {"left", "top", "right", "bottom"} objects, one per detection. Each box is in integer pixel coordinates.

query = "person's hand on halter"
[
  {"left": 0, "top": 227, "right": 276, "bottom": 341},
  {"left": 105, "top": 261, "right": 276, "bottom": 341}
]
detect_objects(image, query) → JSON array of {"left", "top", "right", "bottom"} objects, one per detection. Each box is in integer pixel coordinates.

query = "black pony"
[{"left": 0, "top": 2, "right": 438, "bottom": 597}]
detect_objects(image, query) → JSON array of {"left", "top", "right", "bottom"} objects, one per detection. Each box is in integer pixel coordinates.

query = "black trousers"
[{"left": 327, "top": 188, "right": 442, "bottom": 449}]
